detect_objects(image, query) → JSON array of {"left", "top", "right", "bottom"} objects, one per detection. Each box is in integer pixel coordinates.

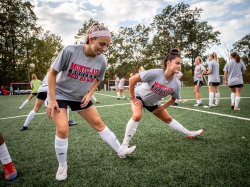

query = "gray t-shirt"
[
  {"left": 135, "top": 69, "right": 180, "bottom": 106},
  {"left": 194, "top": 64, "right": 205, "bottom": 81},
  {"left": 51, "top": 45, "right": 107, "bottom": 101},
  {"left": 223, "top": 60, "right": 246, "bottom": 86},
  {"left": 207, "top": 60, "right": 220, "bottom": 83}
]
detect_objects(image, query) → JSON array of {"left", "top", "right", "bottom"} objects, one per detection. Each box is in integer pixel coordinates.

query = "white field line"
[
  {"left": 95, "top": 93, "right": 250, "bottom": 101},
  {"left": 173, "top": 106, "right": 250, "bottom": 121},
  {"left": 0, "top": 97, "right": 250, "bottom": 121}
]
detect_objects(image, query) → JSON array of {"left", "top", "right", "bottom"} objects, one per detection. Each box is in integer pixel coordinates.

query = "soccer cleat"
[
  {"left": 68, "top": 119, "right": 77, "bottom": 126},
  {"left": 231, "top": 105, "right": 234, "bottom": 110},
  {"left": 203, "top": 105, "right": 212, "bottom": 108},
  {"left": 172, "top": 103, "right": 178, "bottom": 106},
  {"left": 194, "top": 103, "right": 202, "bottom": 107},
  {"left": 20, "top": 126, "right": 28, "bottom": 131},
  {"left": 186, "top": 129, "right": 204, "bottom": 139},
  {"left": 211, "top": 104, "right": 218, "bottom": 107},
  {"left": 234, "top": 107, "right": 240, "bottom": 111},
  {"left": 121, "top": 142, "right": 129, "bottom": 149},
  {"left": 118, "top": 146, "right": 136, "bottom": 159},
  {"left": 56, "top": 163, "right": 67, "bottom": 181},
  {"left": 18, "top": 106, "right": 22, "bottom": 110},
  {"left": 3, "top": 162, "right": 17, "bottom": 181}
]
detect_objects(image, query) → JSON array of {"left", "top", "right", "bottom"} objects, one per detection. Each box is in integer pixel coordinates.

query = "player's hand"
[
  {"left": 46, "top": 100, "right": 60, "bottom": 118},
  {"left": 131, "top": 98, "right": 143, "bottom": 106},
  {"left": 81, "top": 94, "right": 91, "bottom": 107}
]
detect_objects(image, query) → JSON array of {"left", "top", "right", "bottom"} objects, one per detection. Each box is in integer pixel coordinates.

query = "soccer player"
[
  {"left": 114, "top": 74, "right": 120, "bottom": 98},
  {"left": 223, "top": 52, "right": 246, "bottom": 110},
  {"left": 203, "top": 52, "right": 220, "bottom": 108},
  {"left": 0, "top": 133, "right": 17, "bottom": 181},
  {"left": 118, "top": 76, "right": 126, "bottom": 99},
  {"left": 20, "top": 74, "right": 77, "bottom": 131},
  {"left": 193, "top": 56, "right": 206, "bottom": 106},
  {"left": 19, "top": 74, "right": 41, "bottom": 109},
  {"left": 46, "top": 22, "right": 136, "bottom": 181},
  {"left": 121, "top": 48, "right": 204, "bottom": 150},
  {"left": 173, "top": 70, "right": 183, "bottom": 105}
]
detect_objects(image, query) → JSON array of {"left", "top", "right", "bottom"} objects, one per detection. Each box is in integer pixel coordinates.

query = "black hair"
[{"left": 163, "top": 48, "right": 181, "bottom": 70}]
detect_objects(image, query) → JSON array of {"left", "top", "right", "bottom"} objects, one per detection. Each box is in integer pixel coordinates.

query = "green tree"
[
  {"left": 232, "top": 33, "right": 250, "bottom": 83},
  {"left": 150, "top": 3, "right": 220, "bottom": 75},
  {"left": 232, "top": 33, "right": 250, "bottom": 66},
  {"left": 0, "top": 0, "right": 37, "bottom": 85}
]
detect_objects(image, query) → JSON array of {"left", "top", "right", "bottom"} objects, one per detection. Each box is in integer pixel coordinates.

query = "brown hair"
[
  {"left": 211, "top": 52, "right": 218, "bottom": 61},
  {"left": 231, "top": 52, "right": 240, "bottom": 63},
  {"left": 163, "top": 48, "right": 181, "bottom": 70},
  {"left": 195, "top": 56, "right": 203, "bottom": 64},
  {"left": 85, "top": 22, "right": 109, "bottom": 44}
]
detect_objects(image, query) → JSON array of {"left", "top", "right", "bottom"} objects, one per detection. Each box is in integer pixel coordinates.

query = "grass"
[{"left": 0, "top": 85, "right": 250, "bottom": 186}]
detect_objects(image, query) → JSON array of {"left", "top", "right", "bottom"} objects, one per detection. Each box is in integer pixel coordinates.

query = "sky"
[{"left": 24, "top": 0, "right": 250, "bottom": 60}]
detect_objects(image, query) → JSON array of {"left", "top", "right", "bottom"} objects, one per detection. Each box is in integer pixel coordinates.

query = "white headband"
[{"left": 89, "top": 30, "right": 111, "bottom": 38}]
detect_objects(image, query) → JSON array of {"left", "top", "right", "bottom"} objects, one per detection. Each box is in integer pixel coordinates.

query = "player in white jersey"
[
  {"left": 193, "top": 56, "right": 206, "bottom": 106},
  {"left": 114, "top": 74, "right": 120, "bottom": 98},
  {"left": 223, "top": 52, "right": 246, "bottom": 111},
  {"left": 121, "top": 49, "right": 204, "bottom": 151},
  {"left": 46, "top": 23, "right": 135, "bottom": 181},
  {"left": 204, "top": 52, "right": 220, "bottom": 108},
  {"left": 118, "top": 76, "right": 126, "bottom": 99}
]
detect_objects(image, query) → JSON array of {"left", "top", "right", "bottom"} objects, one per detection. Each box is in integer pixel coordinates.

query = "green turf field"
[{"left": 0, "top": 85, "right": 250, "bottom": 186}]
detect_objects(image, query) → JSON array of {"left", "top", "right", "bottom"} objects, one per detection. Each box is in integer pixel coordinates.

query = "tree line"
[{"left": 1, "top": 0, "right": 249, "bottom": 88}]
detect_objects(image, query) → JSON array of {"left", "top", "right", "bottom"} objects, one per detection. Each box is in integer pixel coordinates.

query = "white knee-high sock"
[
  {"left": 44, "top": 98, "right": 48, "bottom": 106},
  {"left": 231, "top": 93, "right": 236, "bottom": 106},
  {"left": 23, "top": 110, "right": 36, "bottom": 127},
  {"left": 91, "top": 95, "right": 97, "bottom": 103},
  {"left": 122, "top": 118, "right": 139, "bottom": 146},
  {"left": 55, "top": 136, "right": 68, "bottom": 164},
  {"left": 215, "top": 92, "right": 220, "bottom": 105},
  {"left": 168, "top": 119, "right": 191, "bottom": 136},
  {"left": 67, "top": 107, "right": 70, "bottom": 121},
  {"left": 98, "top": 126, "right": 121, "bottom": 153},
  {"left": 0, "top": 143, "right": 12, "bottom": 165},
  {"left": 235, "top": 96, "right": 241, "bottom": 108},
  {"left": 209, "top": 92, "right": 214, "bottom": 106},
  {"left": 198, "top": 99, "right": 202, "bottom": 104},
  {"left": 19, "top": 99, "right": 29, "bottom": 109}
]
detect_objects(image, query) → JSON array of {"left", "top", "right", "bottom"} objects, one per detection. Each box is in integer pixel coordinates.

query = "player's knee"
[
  {"left": 57, "top": 128, "right": 68, "bottom": 138},
  {"left": 92, "top": 119, "right": 105, "bottom": 131},
  {"left": 165, "top": 117, "right": 172, "bottom": 124},
  {"left": 132, "top": 115, "right": 141, "bottom": 122}
]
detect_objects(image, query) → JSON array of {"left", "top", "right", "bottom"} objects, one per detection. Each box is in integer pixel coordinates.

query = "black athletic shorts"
[
  {"left": 36, "top": 92, "right": 47, "bottom": 101},
  {"left": 136, "top": 97, "right": 159, "bottom": 112},
  {"left": 209, "top": 82, "right": 220, "bottom": 86},
  {"left": 32, "top": 93, "right": 38, "bottom": 96},
  {"left": 57, "top": 100, "right": 93, "bottom": 111},
  {"left": 229, "top": 84, "right": 244, "bottom": 88},
  {"left": 194, "top": 80, "right": 203, "bottom": 87}
]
